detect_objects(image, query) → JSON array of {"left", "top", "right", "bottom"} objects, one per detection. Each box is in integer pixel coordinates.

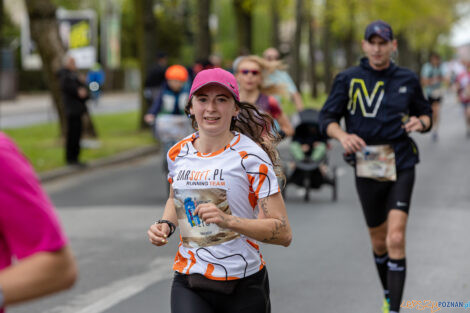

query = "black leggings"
[{"left": 171, "top": 267, "right": 270, "bottom": 313}]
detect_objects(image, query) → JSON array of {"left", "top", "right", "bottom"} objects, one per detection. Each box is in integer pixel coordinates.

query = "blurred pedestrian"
[
  {"left": 86, "top": 62, "right": 105, "bottom": 106},
  {"left": 144, "top": 65, "right": 192, "bottom": 154},
  {"left": 263, "top": 47, "right": 304, "bottom": 112},
  {"left": 455, "top": 59, "right": 470, "bottom": 139},
  {"left": 235, "top": 55, "right": 294, "bottom": 138},
  {"left": 0, "top": 132, "right": 77, "bottom": 312},
  {"left": 421, "top": 52, "right": 444, "bottom": 141},
  {"left": 58, "top": 55, "right": 90, "bottom": 166},
  {"left": 144, "top": 52, "right": 168, "bottom": 107},
  {"left": 319, "top": 20, "right": 432, "bottom": 313},
  {"left": 147, "top": 68, "right": 291, "bottom": 313}
]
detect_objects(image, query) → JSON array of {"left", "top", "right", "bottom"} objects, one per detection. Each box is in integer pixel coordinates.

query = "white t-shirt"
[{"left": 167, "top": 131, "right": 280, "bottom": 280}]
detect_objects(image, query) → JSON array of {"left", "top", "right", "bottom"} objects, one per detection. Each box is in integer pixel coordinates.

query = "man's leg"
[
  {"left": 66, "top": 116, "right": 82, "bottom": 164},
  {"left": 356, "top": 176, "right": 390, "bottom": 305},
  {"left": 369, "top": 222, "right": 389, "bottom": 300},
  {"left": 386, "top": 209, "right": 408, "bottom": 313},
  {"left": 465, "top": 105, "right": 470, "bottom": 139},
  {"left": 431, "top": 101, "right": 440, "bottom": 141}
]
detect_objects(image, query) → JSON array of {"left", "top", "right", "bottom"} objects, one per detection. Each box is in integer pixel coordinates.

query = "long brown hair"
[{"left": 185, "top": 98, "right": 285, "bottom": 181}]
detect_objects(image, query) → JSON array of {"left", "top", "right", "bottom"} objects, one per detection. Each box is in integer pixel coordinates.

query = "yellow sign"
[{"left": 69, "top": 21, "right": 90, "bottom": 49}]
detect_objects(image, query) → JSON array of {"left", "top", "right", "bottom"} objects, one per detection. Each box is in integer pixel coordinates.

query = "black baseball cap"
[{"left": 364, "top": 20, "right": 394, "bottom": 41}]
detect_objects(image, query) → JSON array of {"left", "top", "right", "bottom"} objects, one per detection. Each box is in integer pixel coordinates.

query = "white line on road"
[{"left": 45, "top": 257, "right": 173, "bottom": 313}]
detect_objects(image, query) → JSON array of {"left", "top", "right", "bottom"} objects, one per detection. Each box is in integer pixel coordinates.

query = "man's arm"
[
  {"left": 326, "top": 122, "right": 366, "bottom": 154},
  {"left": 0, "top": 246, "right": 77, "bottom": 306},
  {"left": 291, "top": 92, "right": 304, "bottom": 111}
]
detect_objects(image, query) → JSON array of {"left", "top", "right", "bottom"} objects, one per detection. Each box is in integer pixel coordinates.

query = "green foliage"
[
  {"left": 0, "top": 6, "right": 20, "bottom": 44},
  {"left": 252, "top": 2, "right": 272, "bottom": 55},
  {"left": 121, "top": 0, "right": 137, "bottom": 61},
  {"left": 4, "top": 111, "right": 154, "bottom": 173},
  {"left": 324, "top": 0, "right": 465, "bottom": 53},
  {"left": 154, "top": 8, "right": 185, "bottom": 62},
  {"left": 213, "top": 0, "right": 238, "bottom": 62}
]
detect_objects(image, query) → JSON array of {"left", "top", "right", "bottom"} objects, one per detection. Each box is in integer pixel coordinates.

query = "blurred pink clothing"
[{"left": 0, "top": 133, "right": 67, "bottom": 311}]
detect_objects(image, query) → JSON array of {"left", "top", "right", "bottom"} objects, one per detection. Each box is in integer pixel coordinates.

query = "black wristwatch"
[{"left": 155, "top": 219, "right": 176, "bottom": 238}]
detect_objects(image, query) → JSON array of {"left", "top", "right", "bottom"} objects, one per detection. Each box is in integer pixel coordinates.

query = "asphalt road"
[{"left": 9, "top": 93, "right": 470, "bottom": 313}]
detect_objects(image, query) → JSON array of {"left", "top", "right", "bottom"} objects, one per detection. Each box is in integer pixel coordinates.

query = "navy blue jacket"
[{"left": 320, "top": 57, "right": 432, "bottom": 170}]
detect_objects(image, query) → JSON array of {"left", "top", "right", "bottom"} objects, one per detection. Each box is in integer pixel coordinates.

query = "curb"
[{"left": 39, "top": 145, "right": 159, "bottom": 183}]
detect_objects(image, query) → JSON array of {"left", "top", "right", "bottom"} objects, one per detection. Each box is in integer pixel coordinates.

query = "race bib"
[
  {"left": 174, "top": 188, "right": 239, "bottom": 248},
  {"left": 356, "top": 145, "right": 396, "bottom": 181}
]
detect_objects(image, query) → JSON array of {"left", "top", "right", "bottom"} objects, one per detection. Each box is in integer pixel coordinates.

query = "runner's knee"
[{"left": 387, "top": 231, "right": 405, "bottom": 252}]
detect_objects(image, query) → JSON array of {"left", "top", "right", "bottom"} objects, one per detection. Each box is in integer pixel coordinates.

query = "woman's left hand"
[
  {"left": 194, "top": 203, "right": 230, "bottom": 228},
  {"left": 403, "top": 116, "right": 424, "bottom": 133}
]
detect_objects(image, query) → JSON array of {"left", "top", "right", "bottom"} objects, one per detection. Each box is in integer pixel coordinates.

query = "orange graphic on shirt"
[
  {"left": 204, "top": 263, "right": 238, "bottom": 281},
  {"left": 186, "top": 250, "right": 197, "bottom": 274},
  {"left": 173, "top": 243, "right": 188, "bottom": 272},
  {"left": 168, "top": 136, "right": 194, "bottom": 161}
]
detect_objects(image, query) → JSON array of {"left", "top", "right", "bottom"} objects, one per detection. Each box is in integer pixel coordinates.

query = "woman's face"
[
  {"left": 236, "top": 60, "right": 262, "bottom": 92},
  {"left": 189, "top": 84, "right": 239, "bottom": 137}
]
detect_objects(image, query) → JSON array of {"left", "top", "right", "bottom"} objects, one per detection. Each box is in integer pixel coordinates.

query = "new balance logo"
[
  {"left": 399, "top": 86, "right": 407, "bottom": 93},
  {"left": 397, "top": 201, "right": 408, "bottom": 207},
  {"left": 348, "top": 79, "right": 384, "bottom": 118}
]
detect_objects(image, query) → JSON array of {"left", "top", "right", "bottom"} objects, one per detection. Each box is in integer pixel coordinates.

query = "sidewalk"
[
  {"left": 0, "top": 91, "right": 139, "bottom": 129},
  {"left": 39, "top": 144, "right": 160, "bottom": 183},
  {"left": 0, "top": 91, "right": 159, "bottom": 182}
]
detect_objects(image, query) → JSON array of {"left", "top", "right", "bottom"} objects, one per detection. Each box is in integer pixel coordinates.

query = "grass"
[{"left": 4, "top": 111, "right": 155, "bottom": 173}]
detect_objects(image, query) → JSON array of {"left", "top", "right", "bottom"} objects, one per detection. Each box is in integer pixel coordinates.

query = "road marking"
[{"left": 45, "top": 257, "right": 173, "bottom": 313}]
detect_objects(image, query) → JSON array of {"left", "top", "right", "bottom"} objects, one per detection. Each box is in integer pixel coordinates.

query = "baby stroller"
[
  {"left": 283, "top": 109, "right": 337, "bottom": 202},
  {"left": 154, "top": 114, "right": 193, "bottom": 191}
]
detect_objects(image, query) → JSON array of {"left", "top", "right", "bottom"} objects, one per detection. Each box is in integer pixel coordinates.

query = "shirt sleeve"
[
  {"left": 280, "top": 71, "right": 298, "bottom": 94},
  {"left": 319, "top": 73, "right": 349, "bottom": 136},
  {"left": 0, "top": 139, "right": 67, "bottom": 261},
  {"left": 241, "top": 149, "right": 279, "bottom": 200},
  {"left": 267, "top": 96, "right": 282, "bottom": 119},
  {"left": 420, "top": 63, "right": 430, "bottom": 78},
  {"left": 409, "top": 74, "right": 432, "bottom": 131}
]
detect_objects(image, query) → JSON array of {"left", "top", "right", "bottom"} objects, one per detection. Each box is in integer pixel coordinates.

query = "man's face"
[
  {"left": 430, "top": 55, "right": 440, "bottom": 66},
  {"left": 263, "top": 48, "right": 279, "bottom": 62},
  {"left": 362, "top": 35, "right": 397, "bottom": 70}
]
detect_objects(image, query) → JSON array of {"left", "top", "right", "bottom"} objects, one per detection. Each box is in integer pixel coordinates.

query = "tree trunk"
[
  {"left": 196, "top": 0, "right": 211, "bottom": 61},
  {"left": 143, "top": 0, "right": 157, "bottom": 69},
  {"left": 134, "top": 0, "right": 157, "bottom": 129},
  {"left": 322, "top": 0, "right": 333, "bottom": 93},
  {"left": 270, "top": 0, "right": 280, "bottom": 50},
  {"left": 0, "top": 0, "right": 4, "bottom": 48},
  {"left": 291, "top": 0, "right": 303, "bottom": 90},
  {"left": 308, "top": 12, "right": 318, "bottom": 98},
  {"left": 343, "top": 0, "right": 356, "bottom": 68},
  {"left": 24, "top": 0, "right": 67, "bottom": 136},
  {"left": 233, "top": 0, "right": 252, "bottom": 54}
]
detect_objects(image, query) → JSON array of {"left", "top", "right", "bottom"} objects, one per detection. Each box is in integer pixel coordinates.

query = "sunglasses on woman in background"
[{"left": 240, "top": 69, "right": 260, "bottom": 76}]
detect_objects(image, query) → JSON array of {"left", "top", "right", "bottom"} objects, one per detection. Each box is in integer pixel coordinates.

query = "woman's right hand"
[{"left": 148, "top": 222, "right": 170, "bottom": 246}]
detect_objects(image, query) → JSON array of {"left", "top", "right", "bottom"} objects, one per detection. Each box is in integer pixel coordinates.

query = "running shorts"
[
  {"left": 428, "top": 96, "right": 441, "bottom": 104},
  {"left": 171, "top": 267, "right": 270, "bottom": 313},
  {"left": 355, "top": 167, "right": 415, "bottom": 228}
]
